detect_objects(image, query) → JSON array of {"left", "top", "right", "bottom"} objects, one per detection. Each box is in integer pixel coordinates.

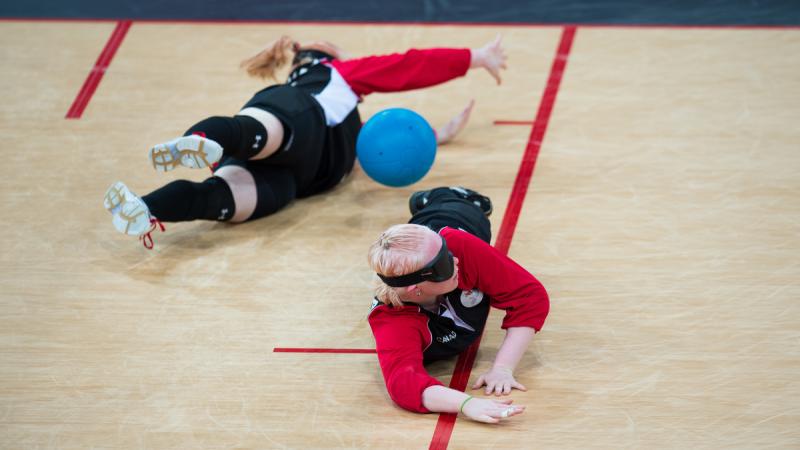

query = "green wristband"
[{"left": 459, "top": 396, "right": 474, "bottom": 414}]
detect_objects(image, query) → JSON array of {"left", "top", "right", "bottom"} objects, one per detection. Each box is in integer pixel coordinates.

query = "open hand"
[
  {"left": 462, "top": 397, "right": 525, "bottom": 424},
  {"left": 472, "top": 366, "right": 527, "bottom": 396},
  {"left": 472, "top": 35, "right": 508, "bottom": 85}
]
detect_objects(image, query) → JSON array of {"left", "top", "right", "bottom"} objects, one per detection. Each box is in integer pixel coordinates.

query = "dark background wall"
[{"left": 1, "top": 0, "right": 799, "bottom": 26}]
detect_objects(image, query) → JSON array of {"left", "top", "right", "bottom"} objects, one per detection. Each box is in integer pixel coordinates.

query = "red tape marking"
[
  {"left": 65, "top": 20, "right": 131, "bottom": 119},
  {"left": 428, "top": 25, "right": 577, "bottom": 450},
  {"left": 494, "top": 120, "right": 534, "bottom": 125},
  {"left": 273, "top": 348, "right": 376, "bottom": 354}
]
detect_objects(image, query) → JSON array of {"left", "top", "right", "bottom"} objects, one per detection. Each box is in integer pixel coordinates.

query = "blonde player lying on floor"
[
  {"left": 103, "top": 35, "right": 507, "bottom": 248},
  {"left": 367, "top": 187, "right": 549, "bottom": 423}
]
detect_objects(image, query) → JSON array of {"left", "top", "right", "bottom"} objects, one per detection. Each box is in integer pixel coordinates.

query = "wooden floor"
[{"left": 0, "top": 21, "right": 798, "bottom": 449}]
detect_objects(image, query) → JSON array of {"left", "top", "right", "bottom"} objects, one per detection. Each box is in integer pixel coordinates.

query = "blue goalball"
[{"left": 356, "top": 108, "right": 437, "bottom": 187}]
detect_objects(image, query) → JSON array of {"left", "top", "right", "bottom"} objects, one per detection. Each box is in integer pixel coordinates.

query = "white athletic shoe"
[
  {"left": 149, "top": 135, "right": 223, "bottom": 172},
  {"left": 104, "top": 181, "right": 152, "bottom": 236}
]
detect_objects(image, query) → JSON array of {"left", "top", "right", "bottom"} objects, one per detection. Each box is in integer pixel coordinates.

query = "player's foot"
[
  {"left": 149, "top": 135, "right": 223, "bottom": 172},
  {"left": 103, "top": 182, "right": 165, "bottom": 248}
]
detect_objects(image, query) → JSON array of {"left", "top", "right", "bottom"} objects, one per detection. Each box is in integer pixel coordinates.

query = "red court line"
[
  {"left": 429, "top": 25, "right": 577, "bottom": 450},
  {"left": 65, "top": 20, "right": 131, "bottom": 119},
  {"left": 494, "top": 25, "right": 576, "bottom": 254},
  {"left": 273, "top": 348, "right": 376, "bottom": 354},
  {"left": 494, "top": 120, "right": 534, "bottom": 125}
]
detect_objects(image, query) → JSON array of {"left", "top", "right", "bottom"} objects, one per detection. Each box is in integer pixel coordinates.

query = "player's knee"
[
  {"left": 250, "top": 168, "right": 296, "bottom": 220},
  {"left": 214, "top": 165, "right": 258, "bottom": 223}
]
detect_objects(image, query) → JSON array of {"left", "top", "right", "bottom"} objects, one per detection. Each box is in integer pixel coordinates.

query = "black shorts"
[{"left": 242, "top": 85, "right": 327, "bottom": 194}]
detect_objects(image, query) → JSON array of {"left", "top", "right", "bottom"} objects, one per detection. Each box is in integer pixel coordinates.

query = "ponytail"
[
  {"left": 374, "top": 282, "right": 405, "bottom": 308},
  {"left": 240, "top": 35, "right": 298, "bottom": 80}
]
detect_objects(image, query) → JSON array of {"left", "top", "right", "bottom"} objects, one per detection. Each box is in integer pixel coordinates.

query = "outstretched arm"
[
  {"left": 331, "top": 36, "right": 508, "bottom": 96},
  {"left": 369, "top": 307, "right": 525, "bottom": 422},
  {"left": 423, "top": 385, "right": 525, "bottom": 424},
  {"left": 369, "top": 311, "right": 444, "bottom": 413},
  {"left": 441, "top": 228, "right": 550, "bottom": 397}
]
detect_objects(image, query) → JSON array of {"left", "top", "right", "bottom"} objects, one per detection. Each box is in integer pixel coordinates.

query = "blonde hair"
[
  {"left": 240, "top": 36, "right": 347, "bottom": 80},
  {"left": 367, "top": 224, "right": 434, "bottom": 308}
]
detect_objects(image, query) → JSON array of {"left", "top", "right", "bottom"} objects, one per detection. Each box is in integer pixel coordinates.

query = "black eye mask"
[{"left": 377, "top": 236, "right": 455, "bottom": 287}]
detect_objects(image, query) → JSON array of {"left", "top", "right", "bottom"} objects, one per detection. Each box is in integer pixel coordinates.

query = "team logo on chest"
[
  {"left": 460, "top": 289, "right": 484, "bottom": 308},
  {"left": 437, "top": 331, "right": 457, "bottom": 343}
]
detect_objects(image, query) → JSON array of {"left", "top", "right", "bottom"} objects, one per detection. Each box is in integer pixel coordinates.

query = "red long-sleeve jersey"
[
  {"left": 368, "top": 227, "right": 550, "bottom": 413},
  {"left": 332, "top": 48, "right": 472, "bottom": 96}
]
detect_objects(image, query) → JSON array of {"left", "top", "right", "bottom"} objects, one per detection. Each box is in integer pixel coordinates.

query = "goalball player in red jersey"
[
  {"left": 103, "top": 36, "right": 507, "bottom": 248},
  {"left": 368, "top": 187, "right": 549, "bottom": 423}
]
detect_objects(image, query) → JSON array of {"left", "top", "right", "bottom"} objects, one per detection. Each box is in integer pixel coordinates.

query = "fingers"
[
  {"left": 498, "top": 380, "right": 526, "bottom": 395},
  {"left": 505, "top": 405, "right": 525, "bottom": 418},
  {"left": 462, "top": 99, "right": 475, "bottom": 116},
  {"left": 483, "top": 379, "right": 512, "bottom": 395},
  {"left": 493, "top": 35, "right": 506, "bottom": 60},
  {"left": 495, "top": 34, "right": 503, "bottom": 47},
  {"left": 465, "top": 398, "right": 525, "bottom": 424},
  {"left": 489, "top": 34, "right": 502, "bottom": 49},
  {"left": 490, "top": 34, "right": 507, "bottom": 85},
  {"left": 484, "top": 65, "right": 501, "bottom": 85},
  {"left": 498, "top": 405, "right": 525, "bottom": 417},
  {"left": 436, "top": 100, "right": 476, "bottom": 145},
  {"left": 449, "top": 100, "right": 474, "bottom": 136},
  {"left": 490, "top": 405, "right": 524, "bottom": 420},
  {"left": 475, "top": 370, "right": 525, "bottom": 395},
  {"left": 490, "top": 69, "right": 501, "bottom": 85},
  {"left": 476, "top": 415, "right": 500, "bottom": 424},
  {"left": 485, "top": 380, "right": 507, "bottom": 396},
  {"left": 490, "top": 381, "right": 510, "bottom": 396}
]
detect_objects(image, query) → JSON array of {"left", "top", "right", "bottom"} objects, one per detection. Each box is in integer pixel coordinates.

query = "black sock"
[
  {"left": 142, "top": 177, "right": 235, "bottom": 222},
  {"left": 185, "top": 116, "right": 268, "bottom": 160}
]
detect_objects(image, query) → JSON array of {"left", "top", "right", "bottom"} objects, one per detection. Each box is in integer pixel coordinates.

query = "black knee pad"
[
  {"left": 185, "top": 116, "right": 267, "bottom": 160},
  {"left": 142, "top": 178, "right": 234, "bottom": 222},
  {"left": 198, "top": 177, "right": 236, "bottom": 221},
  {"left": 247, "top": 167, "right": 297, "bottom": 220}
]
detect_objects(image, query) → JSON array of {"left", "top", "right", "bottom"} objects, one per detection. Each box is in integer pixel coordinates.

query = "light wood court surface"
[{"left": 0, "top": 21, "right": 798, "bottom": 449}]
